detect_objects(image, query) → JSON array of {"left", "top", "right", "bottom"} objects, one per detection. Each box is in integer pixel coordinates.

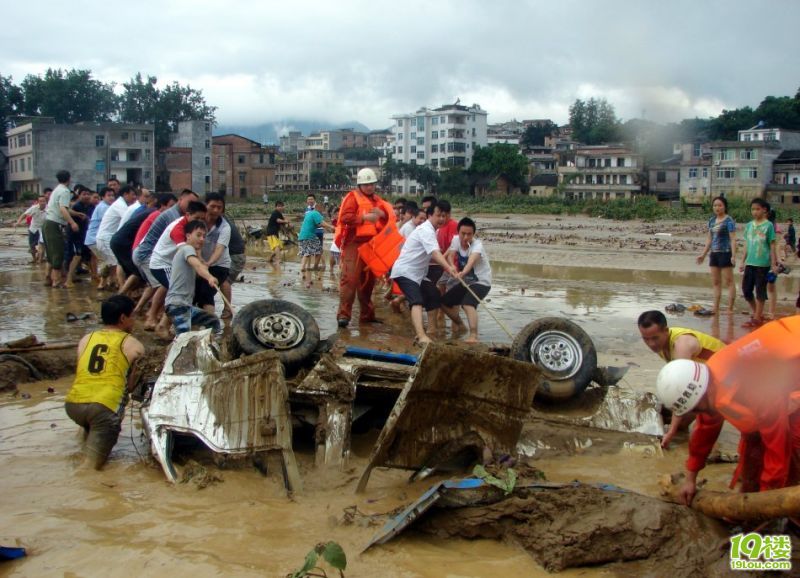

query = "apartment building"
[
  {"left": 7, "top": 119, "right": 155, "bottom": 195},
  {"left": 390, "top": 101, "right": 488, "bottom": 194},
  {"left": 706, "top": 130, "right": 800, "bottom": 200},
  {"left": 279, "top": 131, "right": 303, "bottom": 154},
  {"left": 765, "top": 149, "right": 800, "bottom": 207},
  {"left": 275, "top": 149, "right": 344, "bottom": 191},
  {"left": 156, "top": 120, "right": 213, "bottom": 193},
  {"left": 678, "top": 142, "right": 713, "bottom": 203},
  {"left": 647, "top": 154, "right": 681, "bottom": 201},
  {"left": 557, "top": 145, "right": 643, "bottom": 200},
  {"left": 212, "top": 134, "right": 278, "bottom": 199}
]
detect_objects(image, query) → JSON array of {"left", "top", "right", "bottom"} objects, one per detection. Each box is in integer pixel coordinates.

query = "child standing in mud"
[
  {"left": 64, "top": 295, "right": 144, "bottom": 470},
  {"left": 740, "top": 198, "right": 777, "bottom": 328}
]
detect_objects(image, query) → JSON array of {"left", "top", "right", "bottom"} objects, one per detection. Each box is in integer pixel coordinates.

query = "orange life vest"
[
  {"left": 334, "top": 190, "right": 395, "bottom": 247},
  {"left": 706, "top": 315, "right": 800, "bottom": 433},
  {"left": 358, "top": 220, "right": 405, "bottom": 277}
]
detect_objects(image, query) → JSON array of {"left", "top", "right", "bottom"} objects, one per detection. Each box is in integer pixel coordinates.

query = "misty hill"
[{"left": 213, "top": 120, "right": 375, "bottom": 145}]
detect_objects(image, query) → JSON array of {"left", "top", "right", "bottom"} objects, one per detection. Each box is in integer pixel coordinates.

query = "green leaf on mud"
[
  {"left": 321, "top": 541, "right": 347, "bottom": 570},
  {"left": 473, "top": 465, "right": 517, "bottom": 494},
  {"left": 290, "top": 549, "right": 318, "bottom": 578}
]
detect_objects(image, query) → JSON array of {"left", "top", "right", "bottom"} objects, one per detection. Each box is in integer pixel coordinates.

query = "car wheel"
[
  {"left": 510, "top": 317, "right": 597, "bottom": 401},
  {"left": 231, "top": 299, "right": 320, "bottom": 366}
]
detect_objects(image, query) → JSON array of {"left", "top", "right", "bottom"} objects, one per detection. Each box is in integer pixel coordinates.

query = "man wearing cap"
[
  {"left": 333, "top": 168, "right": 395, "bottom": 328},
  {"left": 656, "top": 316, "right": 800, "bottom": 505}
]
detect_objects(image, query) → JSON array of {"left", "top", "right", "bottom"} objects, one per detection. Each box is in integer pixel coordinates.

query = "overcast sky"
[{"left": 3, "top": 0, "right": 796, "bottom": 131}]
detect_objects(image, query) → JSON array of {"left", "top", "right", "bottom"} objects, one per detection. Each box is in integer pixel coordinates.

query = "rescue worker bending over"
[{"left": 656, "top": 316, "right": 800, "bottom": 504}]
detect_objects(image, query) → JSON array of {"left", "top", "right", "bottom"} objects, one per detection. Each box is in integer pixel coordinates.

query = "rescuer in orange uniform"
[
  {"left": 334, "top": 168, "right": 396, "bottom": 327},
  {"left": 656, "top": 315, "right": 800, "bottom": 505}
]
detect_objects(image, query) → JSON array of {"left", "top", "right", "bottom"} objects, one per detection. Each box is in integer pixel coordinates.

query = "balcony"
[
  {"left": 561, "top": 165, "right": 637, "bottom": 174},
  {"left": 561, "top": 182, "right": 640, "bottom": 192}
]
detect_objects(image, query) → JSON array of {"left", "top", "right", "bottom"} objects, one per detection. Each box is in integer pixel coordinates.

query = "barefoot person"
[
  {"left": 441, "top": 217, "right": 492, "bottom": 343},
  {"left": 390, "top": 201, "right": 457, "bottom": 344},
  {"left": 64, "top": 295, "right": 144, "bottom": 470},
  {"left": 740, "top": 198, "right": 778, "bottom": 328},
  {"left": 15, "top": 195, "right": 47, "bottom": 263},
  {"left": 637, "top": 310, "right": 725, "bottom": 449},
  {"left": 696, "top": 196, "right": 736, "bottom": 313}
]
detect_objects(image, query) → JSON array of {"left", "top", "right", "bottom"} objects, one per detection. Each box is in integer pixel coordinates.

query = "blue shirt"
[
  {"left": 306, "top": 205, "right": 324, "bottom": 236},
  {"left": 299, "top": 210, "right": 323, "bottom": 241},
  {"left": 708, "top": 215, "right": 736, "bottom": 253},
  {"left": 85, "top": 200, "right": 111, "bottom": 246}
]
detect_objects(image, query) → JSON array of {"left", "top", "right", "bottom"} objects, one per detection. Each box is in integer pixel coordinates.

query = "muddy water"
[{"left": 0, "top": 234, "right": 779, "bottom": 576}]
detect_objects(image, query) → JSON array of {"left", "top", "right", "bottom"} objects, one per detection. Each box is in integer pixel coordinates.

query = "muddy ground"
[{"left": 1, "top": 212, "right": 798, "bottom": 576}]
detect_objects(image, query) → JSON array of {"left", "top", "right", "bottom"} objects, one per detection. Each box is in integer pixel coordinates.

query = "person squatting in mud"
[
  {"left": 390, "top": 201, "right": 458, "bottom": 344},
  {"left": 656, "top": 315, "right": 800, "bottom": 504},
  {"left": 64, "top": 295, "right": 145, "bottom": 470},
  {"left": 440, "top": 217, "right": 493, "bottom": 344},
  {"left": 637, "top": 310, "right": 725, "bottom": 449}
]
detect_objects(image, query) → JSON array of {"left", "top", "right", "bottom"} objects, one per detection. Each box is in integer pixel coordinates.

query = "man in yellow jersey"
[
  {"left": 637, "top": 310, "right": 725, "bottom": 449},
  {"left": 65, "top": 295, "right": 145, "bottom": 469}
]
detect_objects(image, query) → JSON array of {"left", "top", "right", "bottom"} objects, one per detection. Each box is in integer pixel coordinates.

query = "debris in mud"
[
  {"left": 179, "top": 459, "right": 224, "bottom": 489},
  {"left": 416, "top": 484, "right": 729, "bottom": 573}
]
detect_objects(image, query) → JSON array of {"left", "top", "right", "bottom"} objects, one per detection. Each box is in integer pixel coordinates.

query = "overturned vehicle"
[{"left": 139, "top": 299, "right": 654, "bottom": 487}]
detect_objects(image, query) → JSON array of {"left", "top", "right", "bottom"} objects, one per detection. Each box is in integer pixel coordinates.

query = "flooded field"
[{"left": 1, "top": 219, "right": 797, "bottom": 576}]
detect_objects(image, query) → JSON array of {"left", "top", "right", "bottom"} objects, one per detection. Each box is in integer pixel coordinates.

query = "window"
[
  {"left": 432, "top": 117, "right": 439, "bottom": 126},
  {"left": 716, "top": 168, "right": 736, "bottom": 179},
  {"left": 205, "top": 139, "right": 211, "bottom": 149},
  {"left": 26, "top": 133, "right": 31, "bottom": 145},
  {"left": 702, "top": 167, "right": 708, "bottom": 178},
  {"left": 740, "top": 148, "right": 758, "bottom": 160},
  {"left": 96, "top": 135, "right": 105, "bottom": 147},
  {"left": 688, "top": 187, "right": 697, "bottom": 194},
  {"left": 742, "top": 133, "right": 752, "bottom": 141},
  {"left": 656, "top": 171, "right": 666, "bottom": 183},
  {"left": 238, "top": 172, "right": 246, "bottom": 183},
  {"left": 205, "top": 176, "right": 211, "bottom": 184},
  {"left": 588, "top": 158, "right": 596, "bottom": 168},
  {"left": 741, "top": 167, "right": 758, "bottom": 180},
  {"left": 715, "top": 149, "right": 734, "bottom": 161},
  {"left": 240, "top": 187, "right": 247, "bottom": 195},
  {"left": 431, "top": 159, "right": 439, "bottom": 167},
  {"left": 410, "top": 132, "right": 416, "bottom": 139},
  {"left": 95, "top": 160, "right": 105, "bottom": 172},
  {"left": 397, "top": 146, "right": 403, "bottom": 154},
  {"left": 141, "top": 132, "right": 149, "bottom": 142},
  {"left": 121, "top": 132, "right": 129, "bottom": 141},
  {"left": 417, "top": 152, "right": 424, "bottom": 159},
  {"left": 765, "top": 132, "right": 777, "bottom": 142},
  {"left": 417, "top": 117, "right": 425, "bottom": 130},
  {"left": 145, "top": 149, "right": 151, "bottom": 160},
  {"left": 417, "top": 137, "right": 424, "bottom": 145},
  {"left": 410, "top": 186, "right": 417, "bottom": 194},
  {"left": 440, "top": 116, "right": 445, "bottom": 122},
  {"left": 432, "top": 131, "right": 438, "bottom": 139},
  {"left": 693, "top": 143, "right": 701, "bottom": 157},
  {"left": 617, "top": 157, "right": 626, "bottom": 167},
  {"left": 204, "top": 156, "right": 211, "bottom": 167},
  {"left": 604, "top": 158, "right": 611, "bottom": 167},
  {"left": 238, "top": 155, "right": 246, "bottom": 164},
  {"left": 431, "top": 144, "right": 438, "bottom": 153},
  {"left": 397, "top": 133, "right": 403, "bottom": 140},
  {"left": 144, "top": 170, "right": 151, "bottom": 179},
  {"left": 410, "top": 146, "right": 416, "bottom": 153},
  {"left": 205, "top": 122, "right": 211, "bottom": 132},
  {"left": 397, "top": 119, "right": 404, "bottom": 127},
  {"left": 688, "top": 168, "right": 698, "bottom": 178}
]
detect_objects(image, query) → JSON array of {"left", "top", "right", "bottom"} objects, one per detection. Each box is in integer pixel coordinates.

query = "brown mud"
[{"left": 1, "top": 215, "right": 798, "bottom": 576}]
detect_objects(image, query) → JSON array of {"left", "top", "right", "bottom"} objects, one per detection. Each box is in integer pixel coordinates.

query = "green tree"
[
  {"left": 469, "top": 144, "right": 529, "bottom": 191},
  {"left": 438, "top": 167, "right": 469, "bottom": 195},
  {"left": 380, "top": 154, "right": 402, "bottom": 187},
  {"left": 707, "top": 106, "right": 756, "bottom": 140},
  {"left": 21, "top": 68, "right": 117, "bottom": 123},
  {"left": 118, "top": 73, "right": 160, "bottom": 125},
  {"left": 325, "top": 164, "right": 350, "bottom": 188},
  {"left": 0, "top": 74, "right": 23, "bottom": 145},
  {"left": 754, "top": 95, "right": 800, "bottom": 130},
  {"left": 148, "top": 80, "right": 216, "bottom": 148},
  {"left": 309, "top": 169, "right": 326, "bottom": 189},
  {"left": 520, "top": 120, "right": 558, "bottom": 148},
  {"left": 343, "top": 147, "right": 380, "bottom": 161},
  {"left": 569, "top": 98, "right": 620, "bottom": 144},
  {"left": 415, "top": 165, "right": 440, "bottom": 193}
]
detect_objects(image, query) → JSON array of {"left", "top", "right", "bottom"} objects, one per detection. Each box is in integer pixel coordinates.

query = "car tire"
[
  {"left": 231, "top": 299, "right": 320, "bottom": 366},
  {"left": 510, "top": 317, "right": 597, "bottom": 402}
]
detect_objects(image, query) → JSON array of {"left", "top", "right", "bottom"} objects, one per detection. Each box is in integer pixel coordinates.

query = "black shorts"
[
  {"left": 742, "top": 265, "right": 769, "bottom": 302},
  {"left": 426, "top": 264, "right": 444, "bottom": 285},
  {"left": 709, "top": 251, "right": 733, "bottom": 268},
  {"left": 441, "top": 283, "right": 490, "bottom": 308},
  {"left": 194, "top": 266, "right": 229, "bottom": 307},
  {"left": 393, "top": 276, "right": 441, "bottom": 311},
  {"left": 151, "top": 267, "right": 170, "bottom": 289},
  {"left": 110, "top": 241, "right": 140, "bottom": 279},
  {"left": 28, "top": 230, "right": 40, "bottom": 252}
]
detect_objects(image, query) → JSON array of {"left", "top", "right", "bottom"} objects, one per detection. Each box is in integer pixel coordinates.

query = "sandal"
[{"left": 741, "top": 318, "right": 763, "bottom": 328}]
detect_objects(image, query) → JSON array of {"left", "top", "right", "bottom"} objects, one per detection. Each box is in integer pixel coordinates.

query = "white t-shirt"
[
  {"left": 448, "top": 236, "right": 492, "bottom": 287},
  {"left": 399, "top": 220, "right": 416, "bottom": 239},
  {"left": 95, "top": 197, "right": 129, "bottom": 242},
  {"left": 45, "top": 184, "right": 71, "bottom": 224},
  {"left": 118, "top": 200, "right": 141, "bottom": 228},
  {"left": 149, "top": 217, "right": 184, "bottom": 270},
  {"left": 390, "top": 220, "right": 440, "bottom": 284},
  {"left": 24, "top": 205, "right": 47, "bottom": 233},
  {"left": 202, "top": 218, "right": 232, "bottom": 269}
]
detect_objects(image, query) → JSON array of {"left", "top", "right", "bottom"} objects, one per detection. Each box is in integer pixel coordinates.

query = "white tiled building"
[{"left": 390, "top": 102, "right": 488, "bottom": 194}]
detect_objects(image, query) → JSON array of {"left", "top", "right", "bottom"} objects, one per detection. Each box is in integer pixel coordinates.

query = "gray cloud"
[{"left": 2, "top": 0, "right": 796, "bottom": 129}]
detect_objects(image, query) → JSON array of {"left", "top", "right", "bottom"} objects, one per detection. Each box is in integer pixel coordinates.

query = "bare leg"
[
  {"left": 767, "top": 282, "right": 777, "bottom": 319},
  {"left": 65, "top": 255, "right": 82, "bottom": 288},
  {"left": 118, "top": 274, "right": 140, "bottom": 296},
  {"left": 427, "top": 307, "right": 440, "bottom": 334},
  {"left": 134, "top": 286, "right": 154, "bottom": 316},
  {"left": 145, "top": 286, "right": 166, "bottom": 329},
  {"left": 721, "top": 266, "right": 735, "bottom": 312},
  {"left": 411, "top": 304, "right": 432, "bottom": 343},
  {"left": 754, "top": 298, "right": 765, "bottom": 322},
  {"left": 221, "top": 280, "right": 233, "bottom": 318},
  {"left": 463, "top": 305, "right": 479, "bottom": 343},
  {"left": 709, "top": 266, "right": 722, "bottom": 313},
  {"left": 441, "top": 304, "right": 466, "bottom": 332},
  {"left": 115, "top": 265, "right": 125, "bottom": 290}
]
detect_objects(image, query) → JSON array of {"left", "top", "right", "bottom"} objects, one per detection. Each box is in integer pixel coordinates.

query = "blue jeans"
[{"left": 165, "top": 304, "right": 221, "bottom": 335}]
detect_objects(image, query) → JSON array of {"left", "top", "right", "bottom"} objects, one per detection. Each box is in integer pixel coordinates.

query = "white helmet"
[
  {"left": 656, "top": 359, "right": 709, "bottom": 416},
  {"left": 357, "top": 168, "right": 378, "bottom": 185}
]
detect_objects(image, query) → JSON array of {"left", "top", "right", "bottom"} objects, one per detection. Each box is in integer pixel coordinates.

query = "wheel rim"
[
  {"left": 529, "top": 330, "right": 583, "bottom": 379},
  {"left": 251, "top": 312, "right": 305, "bottom": 350}
]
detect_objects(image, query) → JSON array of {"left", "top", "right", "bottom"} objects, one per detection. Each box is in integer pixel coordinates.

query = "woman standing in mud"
[{"left": 696, "top": 196, "right": 736, "bottom": 314}]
